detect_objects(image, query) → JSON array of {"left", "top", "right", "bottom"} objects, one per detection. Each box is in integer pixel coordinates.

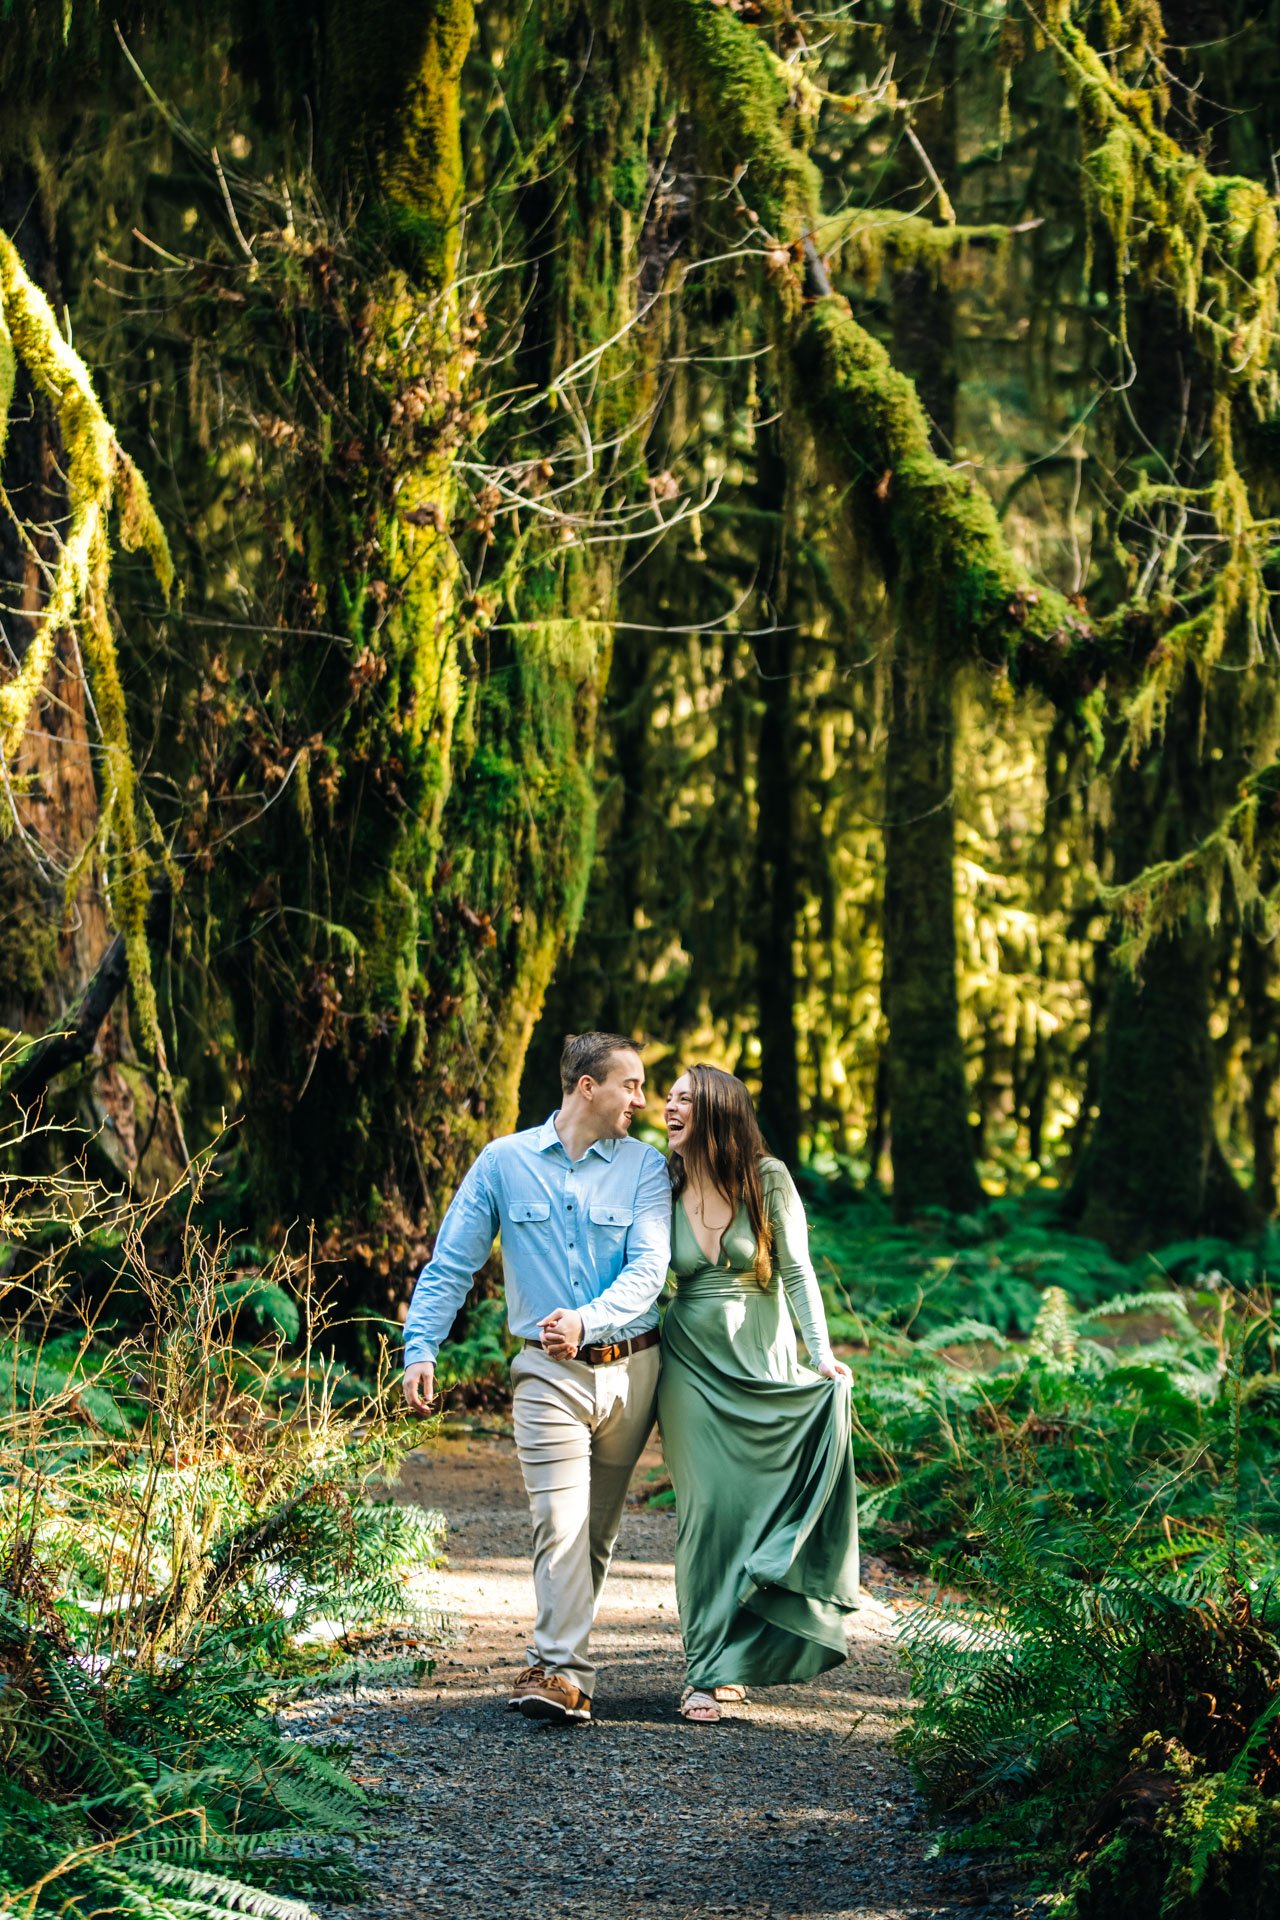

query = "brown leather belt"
[{"left": 525, "top": 1327, "right": 661, "bottom": 1367}]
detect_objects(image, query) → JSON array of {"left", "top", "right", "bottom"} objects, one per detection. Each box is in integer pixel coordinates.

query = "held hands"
[
  {"left": 817, "top": 1353, "right": 852, "bottom": 1382},
  {"left": 402, "top": 1362, "right": 436, "bottom": 1415},
  {"left": 538, "top": 1308, "right": 584, "bottom": 1358}
]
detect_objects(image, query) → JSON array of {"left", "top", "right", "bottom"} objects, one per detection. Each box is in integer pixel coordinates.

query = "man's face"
[{"left": 585, "top": 1049, "right": 647, "bottom": 1138}]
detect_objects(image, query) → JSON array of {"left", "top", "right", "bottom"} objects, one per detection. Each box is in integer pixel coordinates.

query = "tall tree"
[
  {"left": 752, "top": 414, "right": 803, "bottom": 1166},
  {"left": 879, "top": 0, "right": 983, "bottom": 1215}
]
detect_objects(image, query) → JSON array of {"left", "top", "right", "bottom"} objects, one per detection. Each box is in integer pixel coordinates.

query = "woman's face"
[{"left": 663, "top": 1072, "right": 694, "bottom": 1156}]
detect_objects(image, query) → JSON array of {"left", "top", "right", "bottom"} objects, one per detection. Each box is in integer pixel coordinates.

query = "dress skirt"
[{"left": 658, "top": 1263, "right": 860, "bottom": 1690}]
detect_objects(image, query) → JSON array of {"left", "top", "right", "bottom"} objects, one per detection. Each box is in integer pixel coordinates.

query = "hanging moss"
[
  {"left": 1045, "top": 5, "right": 1279, "bottom": 409},
  {"left": 817, "top": 208, "right": 1011, "bottom": 295},
  {"left": 645, "top": 3, "right": 1100, "bottom": 707},
  {"left": 795, "top": 296, "right": 1091, "bottom": 679},
  {"left": 1031, "top": 2, "right": 1280, "bottom": 959},
  {"left": 643, "top": 0, "right": 820, "bottom": 240},
  {"left": 0, "top": 226, "right": 173, "bottom": 1069}
]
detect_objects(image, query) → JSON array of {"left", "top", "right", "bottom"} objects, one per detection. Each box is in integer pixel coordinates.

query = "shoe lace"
[{"left": 515, "top": 1665, "right": 546, "bottom": 1685}]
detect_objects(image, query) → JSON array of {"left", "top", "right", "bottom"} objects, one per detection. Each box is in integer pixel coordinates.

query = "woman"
[{"left": 658, "top": 1064, "right": 859, "bottom": 1724}]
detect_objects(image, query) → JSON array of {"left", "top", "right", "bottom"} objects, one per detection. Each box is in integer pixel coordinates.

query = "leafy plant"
[
  {"left": 888, "top": 1285, "right": 1280, "bottom": 1916},
  {"left": 0, "top": 1112, "right": 447, "bottom": 1918}
]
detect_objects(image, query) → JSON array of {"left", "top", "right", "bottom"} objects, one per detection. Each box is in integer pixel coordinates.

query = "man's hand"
[
  {"left": 538, "top": 1308, "right": 584, "bottom": 1358},
  {"left": 402, "top": 1362, "right": 437, "bottom": 1414}
]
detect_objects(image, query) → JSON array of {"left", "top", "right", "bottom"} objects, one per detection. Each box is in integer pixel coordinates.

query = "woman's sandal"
[
  {"left": 712, "top": 1685, "right": 747, "bottom": 1703},
  {"left": 679, "top": 1687, "right": 721, "bottom": 1723}
]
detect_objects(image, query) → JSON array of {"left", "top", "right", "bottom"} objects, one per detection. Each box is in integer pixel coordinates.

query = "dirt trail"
[{"left": 296, "top": 1433, "right": 1018, "bottom": 1920}]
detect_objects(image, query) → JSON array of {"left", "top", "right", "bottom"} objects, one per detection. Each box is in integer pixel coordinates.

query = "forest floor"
[{"left": 287, "top": 1431, "right": 1036, "bottom": 1920}]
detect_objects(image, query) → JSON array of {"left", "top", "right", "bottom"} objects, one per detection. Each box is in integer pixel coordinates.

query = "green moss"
[
  {"left": 442, "top": 617, "right": 608, "bottom": 1130},
  {"left": 644, "top": 0, "right": 820, "bottom": 237},
  {"left": 794, "top": 295, "right": 1088, "bottom": 678},
  {"left": 0, "top": 850, "right": 59, "bottom": 1004},
  {"left": 366, "top": 871, "right": 420, "bottom": 1015},
  {"left": 0, "top": 226, "right": 172, "bottom": 1072},
  {"left": 817, "top": 208, "right": 1010, "bottom": 295},
  {"left": 0, "top": 285, "right": 14, "bottom": 468},
  {"left": 1055, "top": 15, "right": 1279, "bottom": 405},
  {"left": 611, "top": 152, "right": 649, "bottom": 215},
  {"left": 377, "top": 0, "right": 475, "bottom": 286}
]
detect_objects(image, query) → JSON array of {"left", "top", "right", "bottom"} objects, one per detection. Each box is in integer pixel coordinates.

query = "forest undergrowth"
[
  {"left": 7, "top": 1109, "right": 1280, "bottom": 1919},
  {"left": 803, "top": 1171, "right": 1280, "bottom": 1917},
  {"left": 0, "top": 1109, "right": 445, "bottom": 1920}
]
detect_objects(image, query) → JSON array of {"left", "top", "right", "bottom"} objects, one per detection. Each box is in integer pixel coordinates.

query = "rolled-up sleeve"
[
  {"left": 576, "top": 1150, "right": 671, "bottom": 1343},
  {"left": 403, "top": 1151, "right": 500, "bottom": 1367}
]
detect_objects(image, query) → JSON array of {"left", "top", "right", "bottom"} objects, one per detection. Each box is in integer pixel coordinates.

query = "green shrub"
[{"left": 1, "top": 1119, "right": 445, "bottom": 1918}]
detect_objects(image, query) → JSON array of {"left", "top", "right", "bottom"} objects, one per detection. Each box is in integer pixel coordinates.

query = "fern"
[{"left": 0, "top": 1153, "right": 451, "bottom": 1920}]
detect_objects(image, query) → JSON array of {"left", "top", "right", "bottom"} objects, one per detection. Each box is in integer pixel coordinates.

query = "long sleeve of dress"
[{"left": 764, "top": 1163, "right": 834, "bottom": 1366}]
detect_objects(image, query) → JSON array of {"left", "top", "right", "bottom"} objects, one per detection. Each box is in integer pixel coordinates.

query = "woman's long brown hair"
[{"left": 668, "top": 1064, "right": 773, "bottom": 1285}]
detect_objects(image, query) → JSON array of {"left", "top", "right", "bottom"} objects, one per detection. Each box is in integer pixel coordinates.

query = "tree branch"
[
  {"left": 2, "top": 884, "right": 171, "bottom": 1106},
  {"left": 644, "top": 0, "right": 1107, "bottom": 706}
]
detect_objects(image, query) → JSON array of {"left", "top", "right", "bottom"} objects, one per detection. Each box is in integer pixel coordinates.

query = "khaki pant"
[{"left": 509, "top": 1341, "right": 660, "bottom": 1698}]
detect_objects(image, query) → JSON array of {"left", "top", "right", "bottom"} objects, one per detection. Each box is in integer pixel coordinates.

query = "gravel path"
[{"left": 291, "top": 1431, "right": 1026, "bottom": 1920}]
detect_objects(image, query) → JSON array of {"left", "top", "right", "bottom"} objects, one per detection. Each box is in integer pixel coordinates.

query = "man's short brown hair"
[{"left": 559, "top": 1031, "right": 642, "bottom": 1096}]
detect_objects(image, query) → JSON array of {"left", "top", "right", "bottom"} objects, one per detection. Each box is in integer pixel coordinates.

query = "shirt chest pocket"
[
  {"left": 589, "top": 1204, "right": 633, "bottom": 1234},
  {"left": 509, "top": 1201, "right": 551, "bottom": 1227}
]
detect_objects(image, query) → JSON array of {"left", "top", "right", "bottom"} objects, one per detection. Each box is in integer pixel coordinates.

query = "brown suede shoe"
[{"left": 506, "top": 1665, "right": 592, "bottom": 1724}]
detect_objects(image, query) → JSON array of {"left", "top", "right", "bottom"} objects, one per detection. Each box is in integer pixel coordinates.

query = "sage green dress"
[{"left": 658, "top": 1157, "right": 860, "bottom": 1690}]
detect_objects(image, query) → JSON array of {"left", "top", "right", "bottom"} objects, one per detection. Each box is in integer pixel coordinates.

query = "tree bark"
[
  {"left": 1243, "top": 929, "right": 1278, "bottom": 1216},
  {"left": 0, "top": 163, "right": 168, "bottom": 1180},
  {"left": 882, "top": 643, "right": 983, "bottom": 1214},
  {"left": 1072, "top": 693, "right": 1258, "bottom": 1254},
  {"left": 879, "top": 22, "right": 982, "bottom": 1216},
  {"left": 1076, "top": 921, "right": 1256, "bottom": 1252},
  {"left": 753, "top": 420, "right": 802, "bottom": 1167}
]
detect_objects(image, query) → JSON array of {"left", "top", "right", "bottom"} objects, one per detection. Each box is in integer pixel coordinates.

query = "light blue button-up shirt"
[{"left": 403, "top": 1113, "right": 672, "bottom": 1366}]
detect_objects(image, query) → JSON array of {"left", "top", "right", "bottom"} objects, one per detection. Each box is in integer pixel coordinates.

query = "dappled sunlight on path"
[{"left": 292, "top": 1433, "right": 1019, "bottom": 1920}]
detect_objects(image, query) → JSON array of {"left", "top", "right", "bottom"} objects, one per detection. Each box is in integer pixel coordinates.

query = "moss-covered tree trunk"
[
  {"left": 1243, "top": 928, "right": 1278, "bottom": 1215},
  {"left": 216, "top": 0, "right": 476, "bottom": 1246},
  {"left": 1072, "top": 693, "right": 1258, "bottom": 1254},
  {"left": 753, "top": 419, "right": 802, "bottom": 1166},
  {"left": 0, "top": 163, "right": 176, "bottom": 1181},
  {"left": 882, "top": 641, "right": 982, "bottom": 1215},
  {"left": 396, "top": 0, "right": 662, "bottom": 1235},
  {"left": 879, "top": 19, "right": 982, "bottom": 1217}
]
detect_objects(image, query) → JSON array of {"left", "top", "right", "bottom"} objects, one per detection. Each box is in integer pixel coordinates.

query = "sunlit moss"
[{"left": 0, "top": 227, "right": 173, "bottom": 1068}]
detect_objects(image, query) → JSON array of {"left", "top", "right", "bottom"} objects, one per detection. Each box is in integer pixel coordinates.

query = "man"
[{"left": 402, "top": 1032, "right": 670, "bottom": 1725}]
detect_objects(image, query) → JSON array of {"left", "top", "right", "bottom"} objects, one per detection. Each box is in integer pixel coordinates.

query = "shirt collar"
[{"left": 536, "top": 1111, "right": 619, "bottom": 1162}]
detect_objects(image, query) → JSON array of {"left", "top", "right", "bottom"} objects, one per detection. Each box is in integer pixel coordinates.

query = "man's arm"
[
  {"left": 574, "top": 1150, "right": 671, "bottom": 1344},
  {"left": 402, "top": 1151, "right": 500, "bottom": 1410}
]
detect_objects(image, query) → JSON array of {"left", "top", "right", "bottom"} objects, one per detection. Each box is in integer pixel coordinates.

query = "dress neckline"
[{"left": 676, "top": 1192, "right": 740, "bottom": 1269}]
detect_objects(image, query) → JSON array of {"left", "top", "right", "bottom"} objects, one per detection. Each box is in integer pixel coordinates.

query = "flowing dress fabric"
[{"left": 658, "top": 1159, "right": 860, "bottom": 1689}]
